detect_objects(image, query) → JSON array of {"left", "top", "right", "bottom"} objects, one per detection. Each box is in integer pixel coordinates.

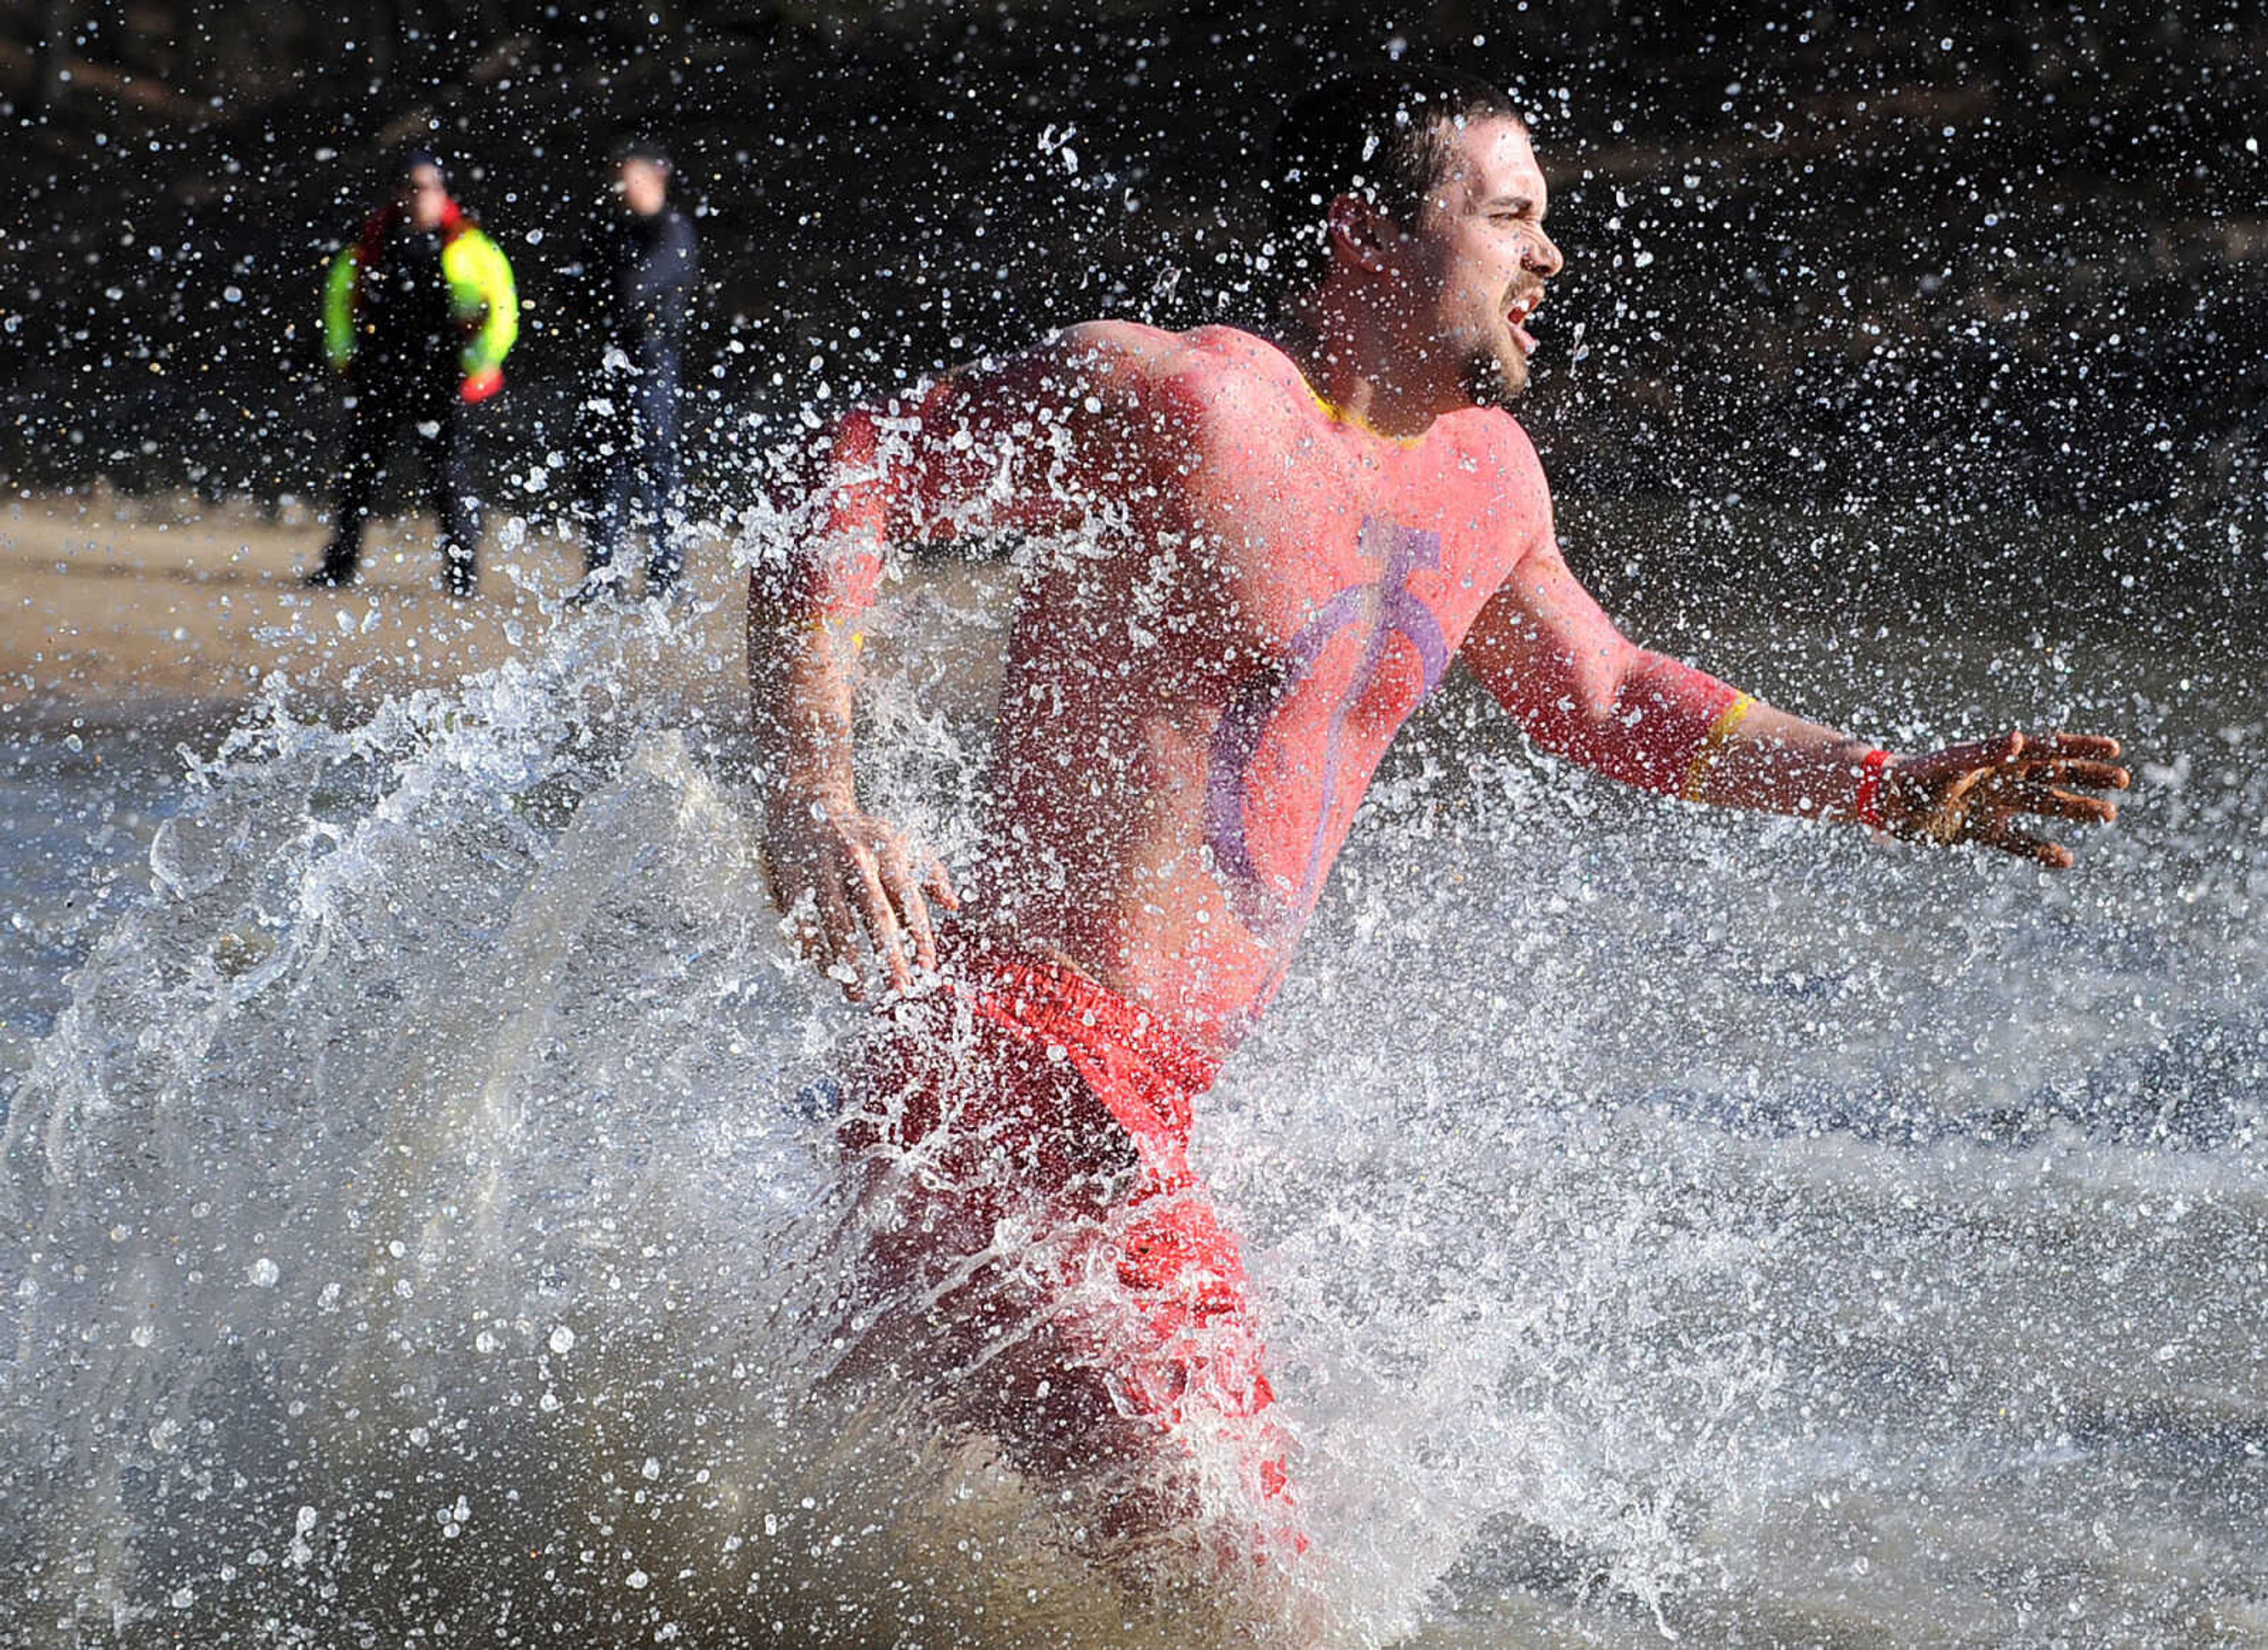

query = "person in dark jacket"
[
  {"left": 571, "top": 138, "right": 699, "bottom": 601},
  {"left": 311, "top": 149, "right": 518, "bottom": 597}
]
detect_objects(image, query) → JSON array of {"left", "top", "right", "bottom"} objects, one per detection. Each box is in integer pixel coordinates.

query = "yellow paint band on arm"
[
  {"left": 1680, "top": 692, "right": 1756, "bottom": 803},
  {"left": 788, "top": 612, "right": 866, "bottom": 653}
]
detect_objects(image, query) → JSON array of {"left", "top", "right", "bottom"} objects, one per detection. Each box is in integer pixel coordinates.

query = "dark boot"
[{"left": 303, "top": 546, "right": 359, "bottom": 588}]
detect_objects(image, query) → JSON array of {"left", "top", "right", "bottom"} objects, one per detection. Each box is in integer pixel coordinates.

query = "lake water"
[{"left": 2, "top": 500, "right": 2263, "bottom": 1645}]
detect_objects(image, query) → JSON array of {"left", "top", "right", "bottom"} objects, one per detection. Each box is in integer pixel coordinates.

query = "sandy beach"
[{"left": 1, "top": 493, "right": 750, "bottom": 732}]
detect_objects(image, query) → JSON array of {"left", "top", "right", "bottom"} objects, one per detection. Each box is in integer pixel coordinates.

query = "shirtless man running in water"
[{"left": 748, "top": 68, "right": 2126, "bottom": 1573}]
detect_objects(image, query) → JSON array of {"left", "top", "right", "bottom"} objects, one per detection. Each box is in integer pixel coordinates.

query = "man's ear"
[{"left": 1325, "top": 192, "right": 1399, "bottom": 273}]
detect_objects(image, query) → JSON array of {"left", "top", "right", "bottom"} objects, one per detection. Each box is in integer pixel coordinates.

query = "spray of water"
[{"left": 5, "top": 478, "right": 2265, "bottom": 1645}]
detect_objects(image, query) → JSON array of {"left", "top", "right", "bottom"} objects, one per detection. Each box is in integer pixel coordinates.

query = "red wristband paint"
[{"left": 1853, "top": 748, "right": 1891, "bottom": 831}]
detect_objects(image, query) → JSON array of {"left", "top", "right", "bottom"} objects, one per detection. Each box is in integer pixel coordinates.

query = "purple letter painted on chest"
[{"left": 1204, "top": 517, "right": 1451, "bottom": 939}]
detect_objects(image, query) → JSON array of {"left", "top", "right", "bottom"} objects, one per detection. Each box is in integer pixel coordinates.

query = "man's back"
[{"left": 951, "top": 322, "right": 1553, "bottom": 1053}]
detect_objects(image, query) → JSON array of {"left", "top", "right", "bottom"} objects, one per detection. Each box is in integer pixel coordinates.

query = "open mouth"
[{"left": 1504, "top": 289, "right": 1544, "bottom": 354}]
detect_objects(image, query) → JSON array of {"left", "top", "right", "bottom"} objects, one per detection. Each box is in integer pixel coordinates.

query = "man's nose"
[{"left": 1524, "top": 230, "right": 1563, "bottom": 278}]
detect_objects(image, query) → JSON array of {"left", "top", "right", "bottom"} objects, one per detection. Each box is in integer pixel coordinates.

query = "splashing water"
[{"left": 5, "top": 501, "right": 2267, "bottom": 1646}]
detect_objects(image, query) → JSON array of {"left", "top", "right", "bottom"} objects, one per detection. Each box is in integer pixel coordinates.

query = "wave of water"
[{"left": 4, "top": 534, "right": 2264, "bottom": 1645}]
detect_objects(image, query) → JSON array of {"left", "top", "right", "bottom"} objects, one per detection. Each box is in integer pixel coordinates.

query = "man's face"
[
  {"left": 400, "top": 164, "right": 449, "bottom": 231},
  {"left": 1390, "top": 116, "right": 1562, "bottom": 408},
  {"left": 617, "top": 158, "right": 669, "bottom": 216}
]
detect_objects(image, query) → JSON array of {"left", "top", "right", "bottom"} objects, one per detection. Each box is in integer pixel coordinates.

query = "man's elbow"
[{"left": 1502, "top": 664, "right": 1676, "bottom": 787}]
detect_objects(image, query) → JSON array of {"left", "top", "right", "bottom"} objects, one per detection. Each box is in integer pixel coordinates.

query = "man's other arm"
[
  {"left": 747, "top": 399, "right": 948, "bottom": 997},
  {"left": 747, "top": 323, "right": 1166, "bottom": 990}
]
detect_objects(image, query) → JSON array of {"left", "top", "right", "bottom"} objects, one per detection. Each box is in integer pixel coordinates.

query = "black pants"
[
  {"left": 581, "top": 353, "right": 683, "bottom": 592},
  {"left": 320, "top": 370, "right": 479, "bottom": 592}
]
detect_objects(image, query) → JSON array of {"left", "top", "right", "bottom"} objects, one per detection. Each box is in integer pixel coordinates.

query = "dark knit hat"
[{"left": 613, "top": 136, "right": 671, "bottom": 171}]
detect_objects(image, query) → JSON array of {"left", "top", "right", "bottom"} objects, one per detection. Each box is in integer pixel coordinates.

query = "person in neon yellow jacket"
[{"left": 309, "top": 150, "right": 518, "bottom": 596}]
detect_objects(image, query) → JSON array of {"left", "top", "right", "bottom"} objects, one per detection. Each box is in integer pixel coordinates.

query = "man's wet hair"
[{"left": 1267, "top": 66, "right": 1526, "bottom": 294}]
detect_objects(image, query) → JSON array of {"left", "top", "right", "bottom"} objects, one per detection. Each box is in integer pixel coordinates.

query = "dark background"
[{"left": 1, "top": 1, "right": 2263, "bottom": 533}]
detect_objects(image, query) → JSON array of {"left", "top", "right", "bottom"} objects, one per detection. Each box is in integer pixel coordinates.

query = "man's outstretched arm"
[{"left": 1459, "top": 531, "right": 2128, "bottom": 866}]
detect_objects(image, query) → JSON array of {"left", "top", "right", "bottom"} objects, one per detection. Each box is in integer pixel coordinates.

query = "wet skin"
[{"left": 749, "top": 116, "right": 2129, "bottom": 1060}]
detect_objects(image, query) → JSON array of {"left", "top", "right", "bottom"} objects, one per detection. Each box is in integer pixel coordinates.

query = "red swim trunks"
[{"left": 836, "top": 953, "right": 1299, "bottom": 1560}]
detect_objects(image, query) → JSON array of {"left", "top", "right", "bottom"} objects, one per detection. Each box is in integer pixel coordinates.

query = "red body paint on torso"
[{"left": 957, "top": 328, "right": 1553, "bottom": 1054}]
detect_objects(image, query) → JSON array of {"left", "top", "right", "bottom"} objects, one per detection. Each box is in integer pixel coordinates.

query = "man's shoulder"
[
  {"left": 1042, "top": 321, "right": 1298, "bottom": 410},
  {"left": 1438, "top": 404, "right": 1546, "bottom": 480},
  {"left": 1045, "top": 319, "right": 1190, "bottom": 373}
]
